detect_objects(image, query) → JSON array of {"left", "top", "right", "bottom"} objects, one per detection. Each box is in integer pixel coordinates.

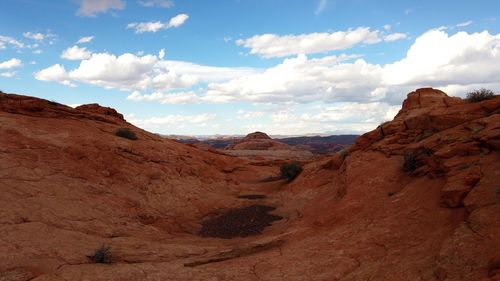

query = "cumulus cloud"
[
  {"left": 0, "top": 58, "right": 22, "bottom": 69},
  {"left": 204, "top": 54, "right": 383, "bottom": 103},
  {"left": 207, "top": 29, "right": 500, "bottom": 105},
  {"left": 138, "top": 0, "right": 174, "bottom": 8},
  {"left": 0, "top": 35, "right": 24, "bottom": 49},
  {"left": 34, "top": 64, "right": 75, "bottom": 87},
  {"left": 35, "top": 29, "right": 500, "bottom": 113},
  {"left": 384, "top": 32, "right": 407, "bottom": 42},
  {"left": 77, "top": 0, "right": 125, "bottom": 17},
  {"left": 76, "top": 36, "right": 94, "bottom": 44},
  {"left": 236, "top": 27, "right": 381, "bottom": 58},
  {"left": 34, "top": 51, "right": 258, "bottom": 91},
  {"left": 127, "top": 13, "right": 189, "bottom": 33},
  {"left": 383, "top": 30, "right": 500, "bottom": 87},
  {"left": 61, "top": 46, "right": 92, "bottom": 60}
]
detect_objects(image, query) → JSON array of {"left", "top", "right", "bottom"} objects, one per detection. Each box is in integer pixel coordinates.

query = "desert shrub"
[
  {"left": 402, "top": 153, "right": 418, "bottom": 173},
  {"left": 115, "top": 128, "right": 138, "bottom": 140},
  {"left": 466, "top": 89, "right": 495, "bottom": 103},
  {"left": 280, "top": 161, "right": 303, "bottom": 182},
  {"left": 340, "top": 149, "right": 349, "bottom": 161},
  {"left": 88, "top": 245, "right": 113, "bottom": 264}
]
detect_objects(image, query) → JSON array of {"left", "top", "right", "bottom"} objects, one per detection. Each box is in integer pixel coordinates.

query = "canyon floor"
[{"left": 0, "top": 88, "right": 499, "bottom": 281}]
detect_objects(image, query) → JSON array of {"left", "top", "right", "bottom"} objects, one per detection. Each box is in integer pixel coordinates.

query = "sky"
[{"left": 0, "top": 0, "right": 499, "bottom": 136}]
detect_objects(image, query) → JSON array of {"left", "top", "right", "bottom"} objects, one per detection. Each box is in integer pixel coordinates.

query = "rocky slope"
[{"left": 0, "top": 88, "right": 499, "bottom": 281}]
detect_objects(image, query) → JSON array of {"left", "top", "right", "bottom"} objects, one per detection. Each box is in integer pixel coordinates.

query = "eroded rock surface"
[{"left": 0, "top": 89, "right": 499, "bottom": 281}]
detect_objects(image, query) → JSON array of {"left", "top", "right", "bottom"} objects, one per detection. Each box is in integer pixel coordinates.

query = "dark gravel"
[
  {"left": 199, "top": 205, "right": 282, "bottom": 239},
  {"left": 237, "top": 194, "right": 267, "bottom": 200}
]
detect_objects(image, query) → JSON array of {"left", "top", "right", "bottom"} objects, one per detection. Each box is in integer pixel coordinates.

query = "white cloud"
[
  {"left": 34, "top": 64, "right": 75, "bottom": 87},
  {"left": 23, "top": 32, "right": 45, "bottom": 41},
  {"left": 456, "top": 20, "right": 473, "bottom": 27},
  {"left": 76, "top": 36, "right": 94, "bottom": 44},
  {"left": 69, "top": 53, "right": 157, "bottom": 89},
  {"left": 205, "top": 29, "right": 500, "bottom": 106},
  {"left": 383, "top": 30, "right": 500, "bottom": 87},
  {"left": 168, "top": 14, "right": 189, "bottom": 28},
  {"left": 61, "top": 46, "right": 92, "bottom": 60},
  {"left": 384, "top": 32, "right": 407, "bottom": 42},
  {"left": 22, "top": 31, "right": 56, "bottom": 44},
  {"left": 35, "top": 50, "right": 258, "bottom": 91},
  {"left": 138, "top": 0, "right": 174, "bottom": 8},
  {"left": 204, "top": 54, "right": 383, "bottom": 103},
  {"left": 127, "top": 91, "right": 201, "bottom": 104},
  {"left": 0, "top": 71, "right": 17, "bottom": 78},
  {"left": 237, "top": 110, "right": 264, "bottom": 119},
  {"left": 0, "top": 35, "right": 24, "bottom": 49},
  {"left": 236, "top": 27, "right": 381, "bottom": 58},
  {"left": 300, "top": 102, "right": 399, "bottom": 123},
  {"left": 33, "top": 50, "right": 42, "bottom": 55},
  {"left": 35, "top": 29, "right": 500, "bottom": 127},
  {"left": 130, "top": 113, "right": 216, "bottom": 127},
  {"left": 383, "top": 24, "right": 392, "bottom": 31},
  {"left": 127, "top": 13, "right": 189, "bottom": 33},
  {"left": 77, "top": 0, "right": 125, "bottom": 17},
  {"left": 0, "top": 58, "right": 22, "bottom": 69}
]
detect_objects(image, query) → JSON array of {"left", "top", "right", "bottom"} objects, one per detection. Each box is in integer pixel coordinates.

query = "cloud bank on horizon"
[{"left": 0, "top": 0, "right": 499, "bottom": 135}]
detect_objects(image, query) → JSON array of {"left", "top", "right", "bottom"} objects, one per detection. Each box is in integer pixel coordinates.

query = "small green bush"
[
  {"left": 115, "top": 128, "right": 138, "bottom": 140},
  {"left": 466, "top": 89, "right": 495, "bottom": 103},
  {"left": 280, "top": 161, "right": 303, "bottom": 182},
  {"left": 402, "top": 153, "right": 418, "bottom": 173},
  {"left": 88, "top": 245, "right": 113, "bottom": 264}
]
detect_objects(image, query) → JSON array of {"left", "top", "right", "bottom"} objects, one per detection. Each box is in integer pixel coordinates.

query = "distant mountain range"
[{"left": 175, "top": 134, "right": 359, "bottom": 154}]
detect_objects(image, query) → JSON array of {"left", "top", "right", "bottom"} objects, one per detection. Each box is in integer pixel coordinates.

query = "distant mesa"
[
  {"left": 242, "top": 131, "right": 271, "bottom": 140},
  {"left": 227, "top": 131, "right": 296, "bottom": 151}
]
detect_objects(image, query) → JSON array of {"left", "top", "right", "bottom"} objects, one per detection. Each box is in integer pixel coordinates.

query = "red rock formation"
[
  {"left": 227, "top": 131, "right": 293, "bottom": 150},
  {"left": 75, "top": 103, "right": 125, "bottom": 121},
  {"left": 0, "top": 89, "right": 498, "bottom": 281}
]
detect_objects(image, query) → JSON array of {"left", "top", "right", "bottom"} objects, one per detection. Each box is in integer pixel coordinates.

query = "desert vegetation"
[
  {"left": 280, "top": 161, "right": 303, "bottom": 182},
  {"left": 115, "top": 128, "right": 138, "bottom": 140},
  {"left": 88, "top": 245, "right": 113, "bottom": 264},
  {"left": 466, "top": 88, "right": 495, "bottom": 102},
  {"left": 402, "top": 152, "right": 418, "bottom": 173}
]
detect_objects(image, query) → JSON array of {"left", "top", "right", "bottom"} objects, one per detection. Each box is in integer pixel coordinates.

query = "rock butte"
[
  {"left": 224, "top": 131, "right": 315, "bottom": 161},
  {"left": 0, "top": 88, "right": 499, "bottom": 281}
]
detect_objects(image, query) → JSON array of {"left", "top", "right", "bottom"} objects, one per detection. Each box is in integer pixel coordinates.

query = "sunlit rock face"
[{"left": 0, "top": 88, "right": 499, "bottom": 281}]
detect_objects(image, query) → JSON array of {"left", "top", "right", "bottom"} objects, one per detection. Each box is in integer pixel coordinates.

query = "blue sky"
[{"left": 1, "top": 0, "right": 499, "bottom": 136}]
